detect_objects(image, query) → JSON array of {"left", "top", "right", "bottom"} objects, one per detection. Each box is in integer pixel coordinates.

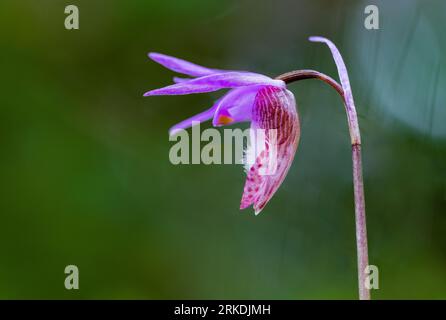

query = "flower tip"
[
  {"left": 240, "top": 202, "right": 264, "bottom": 216},
  {"left": 169, "top": 126, "right": 186, "bottom": 136},
  {"left": 239, "top": 205, "right": 263, "bottom": 215},
  {"left": 148, "top": 52, "right": 161, "bottom": 60},
  {"left": 308, "top": 36, "right": 324, "bottom": 42},
  {"left": 308, "top": 36, "right": 332, "bottom": 45}
]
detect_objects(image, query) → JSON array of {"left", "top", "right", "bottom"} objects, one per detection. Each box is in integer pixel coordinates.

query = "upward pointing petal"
[{"left": 148, "top": 53, "right": 224, "bottom": 77}]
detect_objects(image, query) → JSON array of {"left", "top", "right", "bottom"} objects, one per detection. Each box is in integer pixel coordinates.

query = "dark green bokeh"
[{"left": 0, "top": 0, "right": 445, "bottom": 299}]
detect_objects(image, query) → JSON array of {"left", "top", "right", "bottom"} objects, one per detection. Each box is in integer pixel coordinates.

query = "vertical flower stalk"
[
  {"left": 310, "top": 36, "right": 369, "bottom": 300},
  {"left": 278, "top": 37, "right": 369, "bottom": 300},
  {"left": 275, "top": 37, "right": 370, "bottom": 300}
]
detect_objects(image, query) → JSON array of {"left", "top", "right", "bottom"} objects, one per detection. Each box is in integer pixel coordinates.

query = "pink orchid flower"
[
  {"left": 145, "top": 37, "right": 371, "bottom": 299},
  {"left": 144, "top": 53, "right": 300, "bottom": 215}
]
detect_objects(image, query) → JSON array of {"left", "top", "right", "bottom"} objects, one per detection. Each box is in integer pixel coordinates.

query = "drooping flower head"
[{"left": 144, "top": 53, "right": 300, "bottom": 214}]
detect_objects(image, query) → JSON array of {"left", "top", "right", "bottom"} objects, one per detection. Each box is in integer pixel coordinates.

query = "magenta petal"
[
  {"left": 212, "top": 86, "right": 263, "bottom": 126},
  {"left": 144, "top": 72, "right": 284, "bottom": 96},
  {"left": 144, "top": 83, "right": 223, "bottom": 96},
  {"left": 169, "top": 104, "right": 218, "bottom": 136},
  {"left": 188, "top": 72, "right": 285, "bottom": 88},
  {"left": 149, "top": 53, "right": 223, "bottom": 77}
]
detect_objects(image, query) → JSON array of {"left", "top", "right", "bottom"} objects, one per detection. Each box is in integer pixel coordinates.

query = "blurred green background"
[{"left": 0, "top": 0, "right": 445, "bottom": 299}]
